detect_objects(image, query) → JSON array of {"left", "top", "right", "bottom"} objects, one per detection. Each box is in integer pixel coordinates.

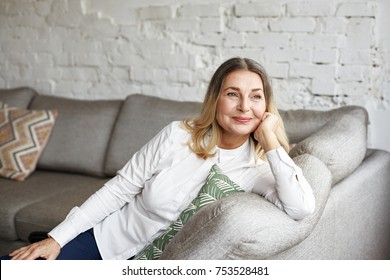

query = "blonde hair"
[{"left": 183, "top": 57, "right": 289, "bottom": 161}]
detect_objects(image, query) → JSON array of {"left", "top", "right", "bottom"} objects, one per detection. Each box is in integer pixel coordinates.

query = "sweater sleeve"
[
  {"left": 48, "top": 122, "right": 177, "bottom": 247},
  {"left": 255, "top": 147, "right": 315, "bottom": 220}
]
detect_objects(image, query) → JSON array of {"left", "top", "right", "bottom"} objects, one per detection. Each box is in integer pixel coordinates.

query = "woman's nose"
[{"left": 237, "top": 98, "right": 250, "bottom": 112}]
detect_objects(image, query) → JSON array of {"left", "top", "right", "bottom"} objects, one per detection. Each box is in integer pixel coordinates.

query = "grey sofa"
[{"left": 1, "top": 87, "right": 389, "bottom": 259}]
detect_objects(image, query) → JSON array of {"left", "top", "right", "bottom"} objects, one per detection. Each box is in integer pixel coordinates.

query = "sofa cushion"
[
  {"left": 0, "top": 87, "right": 37, "bottom": 109},
  {"left": 0, "top": 105, "right": 58, "bottom": 181},
  {"left": 104, "top": 94, "right": 201, "bottom": 176},
  {"left": 134, "top": 164, "right": 244, "bottom": 260},
  {"left": 29, "top": 95, "right": 122, "bottom": 177},
  {"left": 0, "top": 170, "right": 106, "bottom": 241},
  {"left": 289, "top": 106, "right": 368, "bottom": 184},
  {"left": 14, "top": 175, "right": 107, "bottom": 241}
]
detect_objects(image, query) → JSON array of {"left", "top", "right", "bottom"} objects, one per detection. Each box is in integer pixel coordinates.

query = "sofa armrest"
[{"left": 161, "top": 154, "right": 332, "bottom": 260}]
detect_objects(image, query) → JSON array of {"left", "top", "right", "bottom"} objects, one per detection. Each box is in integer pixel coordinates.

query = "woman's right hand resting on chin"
[{"left": 9, "top": 237, "right": 61, "bottom": 260}]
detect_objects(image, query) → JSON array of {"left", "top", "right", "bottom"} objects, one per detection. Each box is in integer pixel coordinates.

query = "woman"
[{"left": 3, "top": 57, "right": 315, "bottom": 260}]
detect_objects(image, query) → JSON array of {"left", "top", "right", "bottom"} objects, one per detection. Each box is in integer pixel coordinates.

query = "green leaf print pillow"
[{"left": 133, "top": 164, "right": 244, "bottom": 260}]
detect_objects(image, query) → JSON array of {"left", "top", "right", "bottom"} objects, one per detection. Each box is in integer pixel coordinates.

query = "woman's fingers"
[{"left": 9, "top": 238, "right": 61, "bottom": 260}]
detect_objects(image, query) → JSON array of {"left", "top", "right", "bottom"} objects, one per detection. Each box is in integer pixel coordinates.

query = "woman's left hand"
[
  {"left": 254, "top": 112, "right": 281, "bottom": 152},
  {"left": 256, "top": 112, "right": 279, "bottom": 134},
  {"left": 8, "top": 237, "right": 61, "bottom": 260}
]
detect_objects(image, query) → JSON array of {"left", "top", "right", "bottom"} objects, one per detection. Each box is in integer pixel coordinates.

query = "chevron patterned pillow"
[
  {"left": 0, "top": 105, "right": 58, "bottom": 181},
  {"left": 133, "top": 164, "right": 244, "bottom": 260}
]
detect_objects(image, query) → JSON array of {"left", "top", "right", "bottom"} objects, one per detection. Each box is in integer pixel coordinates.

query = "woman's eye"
[
  {"left": 252, "top": 95, "right": 262, "bottom": 100},
  {"left": 227, "top": 92, "right": 238, "bottom": 97}
]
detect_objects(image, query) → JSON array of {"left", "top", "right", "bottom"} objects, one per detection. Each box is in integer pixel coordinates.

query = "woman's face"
[{"left": 216, "top": 70, "right": 266, "bottom": 149}]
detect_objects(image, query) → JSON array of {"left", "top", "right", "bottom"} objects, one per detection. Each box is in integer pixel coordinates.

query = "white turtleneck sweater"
[{"left": 49, "top": 121, "right": 315, "bottom": 260}]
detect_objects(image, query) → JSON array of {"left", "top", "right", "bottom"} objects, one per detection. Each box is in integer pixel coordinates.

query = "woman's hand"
[
  {"left": 254, "top": 112, "right": 281, "bottom": 152},
  {"left": 9, "top": 237, "right": 61, "bottom": 260}
]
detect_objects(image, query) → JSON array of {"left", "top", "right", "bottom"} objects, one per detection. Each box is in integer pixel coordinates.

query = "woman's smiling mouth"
[{"left": 232, "top": 116, "right": 252, "bottom": 124}]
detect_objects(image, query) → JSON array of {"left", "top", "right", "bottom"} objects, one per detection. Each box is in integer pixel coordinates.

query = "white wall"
[{"left": 0, "top": 0, "right": 389, "bottom": 152}]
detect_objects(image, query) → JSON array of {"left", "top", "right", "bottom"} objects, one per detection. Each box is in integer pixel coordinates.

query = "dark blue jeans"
[{"left": 0, "top": 228, "right": 102, "bottom": 260}]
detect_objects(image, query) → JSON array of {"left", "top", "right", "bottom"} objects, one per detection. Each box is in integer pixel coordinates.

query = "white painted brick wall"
[
  {"left": 178, "top": 4, "right": 221, "bottom": 18},
  {"left": 287, "top": 1, "right": 334, "bottom": 16},
  {"left": 269, "top": 18, "right": 317, "bottom": 32},
  {"left": 0, "top": 0, "right": 389, "bottom": 152},
  {"left": 234, "top": 3, "right": 281, "bottom": 17}
]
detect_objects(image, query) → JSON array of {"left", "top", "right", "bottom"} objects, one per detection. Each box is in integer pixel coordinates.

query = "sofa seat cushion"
[
  {"left": 0, "top": 170, "right": 107, "bottom": 241},
  {"left": 29, "top": 95, "right": 122, "bottom": 177},
  {"left": 104, "top": 94, "right": 201, "bottom": 176},
  {"left": 15, "top": 175, "right": 107, "bottom": 242},
  {"left": 0, "top": 105, "right": 58, "bottom": 181},
  {"left": 0, "top": 87, "right": 37, "bottom": 109}
]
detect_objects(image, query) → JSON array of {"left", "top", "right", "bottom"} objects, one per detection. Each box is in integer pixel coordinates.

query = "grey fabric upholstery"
[
  {"left": 104, "top": 94, "right": 201, "bottom": 176},
  {"left": 272, "top": 150, "right": 390, "bottom": 259},
  {"left": 30, "top": 95, "right": 122, "bottom": 177},
  {"left": 15, "top": 176, "right": 106, "bottom": 241},
  {"left": 279, "top": 109, "right": 331, "bottom": 144},
  {"left": 289, "top": 106, "right": 368, "bottom": 184},
  {"left": 0, "top": 87, "right": 37, "bottom": 108},
  {"left": 330, "top": 150, "right": 390, "bottom": 259},
  {"left": 0, "top": 171, "right": 106, "bottom": 241}
]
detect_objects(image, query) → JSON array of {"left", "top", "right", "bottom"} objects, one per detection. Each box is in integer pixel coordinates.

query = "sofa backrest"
[
  {"left": 30, "top": 95, "right": 122, "bottom": 177},
  {"left": 0, "top": 88, "right": 202, "bottom": 178},
  {"left": 0, "top": 87, "right": 37, "bottom": 108},
  {"left": 104, "top": 94, "right": 202, "bottom": 176},
  {"left": 279, "top": 109, "right": 331, "bottom": 144}
]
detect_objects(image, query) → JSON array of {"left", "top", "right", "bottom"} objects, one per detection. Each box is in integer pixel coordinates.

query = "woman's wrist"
[{"left": 257, "top": 129, "right": 280, "bottom": 152}]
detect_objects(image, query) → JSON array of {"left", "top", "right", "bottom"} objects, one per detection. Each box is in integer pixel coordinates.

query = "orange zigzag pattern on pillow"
[{"left": 0, "top": 106, "right": 57, "bottom": 181}]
